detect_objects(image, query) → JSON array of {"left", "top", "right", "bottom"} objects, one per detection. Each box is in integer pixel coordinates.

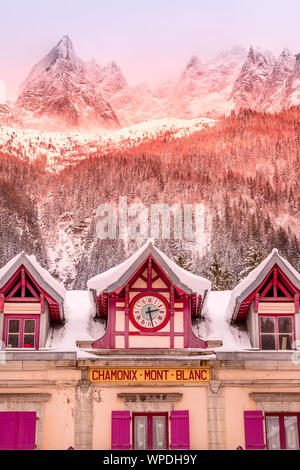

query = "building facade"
[{"left": 0, "top": 241, "right": 300, "bottom": 450}]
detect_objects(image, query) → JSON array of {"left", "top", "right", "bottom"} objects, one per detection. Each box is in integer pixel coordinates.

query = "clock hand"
[
  {"left": 145, "top": 307, "right": 155, "bottom": 327},
  {"left": 148, "top": 310, "right": 154, "bottom": 327},
  {"left": 147, "top": 308, "right": 159, "bottom": 314}
]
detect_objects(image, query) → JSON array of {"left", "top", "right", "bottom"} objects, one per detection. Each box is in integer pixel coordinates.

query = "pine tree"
[
  {"left": 238, "top": 241, "right": 265, "bottom": 280},
  {"left": 174, "top": 253, "right": 193, "bottom": 272},
  {"left": 204, "top": 253, "right": 233, "bottom": 291}
]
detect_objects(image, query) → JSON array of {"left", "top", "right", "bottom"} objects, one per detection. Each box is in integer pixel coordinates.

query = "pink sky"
[{"left": 0, "top": 0, "right": 299, "bottom": 101}]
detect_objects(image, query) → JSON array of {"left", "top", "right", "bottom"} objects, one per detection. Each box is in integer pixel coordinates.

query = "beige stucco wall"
[
  {"left": 0, "top": 363, "right": 80, "bottom": 450},
  {"left": 2, "top": 361, "right": 300, "bottom": 450},
  {"left": 92, "top": 385, "right": 208, "bottom": 450}
]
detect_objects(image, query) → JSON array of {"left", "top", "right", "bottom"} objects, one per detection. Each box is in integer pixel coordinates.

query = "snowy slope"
[{"left": 0, "top": 117, "right": 216, "bottom": 172}]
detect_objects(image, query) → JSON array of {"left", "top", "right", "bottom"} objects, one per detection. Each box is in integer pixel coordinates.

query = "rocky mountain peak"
[{"left": 15, "top": 36, "right": 120, "bottom": 131}]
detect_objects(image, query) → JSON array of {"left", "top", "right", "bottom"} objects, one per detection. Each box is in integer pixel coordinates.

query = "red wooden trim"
[
  {"left": 151, "top": 274, "right": 160, "bottom": 283},
  {"left": 0, "top": 270, "right": 20, "bottom": 295},
  {"left": 125, "top": 286, "right": 129, "bottom": 349},
  {"left": 128, "top": 331, "right": 184, "bottom": 336},
  {"left": 259, "top": 297, "right": 294, "bottom": 302},
  {"left": 4, "top": 298, "right": 40, "bottom": 303},
  {"left": 21, "top": 269, "right": 25, "bottom": 298},
  {"left": 127, "top": 260, "right": 149, "bottom": 290},
  {"left": 170, "top": 286, "right": 174, "bottom": 349},
  {"left": 277, "top": 281, "right": 292, "bottom": 298},
  {"left": 129, "top": 288, "right": 171, "bottom": 292},
  {"left": 260, "top": 280, "right": 273, "bottom": 298},
  {"left": 0, "top": 294, "right": 4, "bottom": 313},
  {"left": 24, "top": 280, "right": 40, "bottom": 299},
  {"left": 147, "top": 257, "right": 152, "bottom": 290},
  {"left": 273, "top": 268, "right": 278, "bottom": 297},
  {"left": 6, "top": 281, "right": 22, "bottom": 299},
  {"left": 276, "top": 267, "right": 298, "bottom": 295}
]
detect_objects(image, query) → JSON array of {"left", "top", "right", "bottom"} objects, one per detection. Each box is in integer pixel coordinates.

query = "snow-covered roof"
[
  {"left": 0, "top": 252, "right": 66, "bottom": 316},
  {"left": 228, "top": 249, "right": 300, "bottom": 322},
  {"left": 87, "top": 239, "right": 211, "bottom": 296},
  {"left": 43, "top": 290, "right": 251, "bottom": 354},
  {"left": 198, "top": 291, "right": 251, "bottom": 350},
  {"left": 45, "top": 290, "right": 103, "bottom": 359}
]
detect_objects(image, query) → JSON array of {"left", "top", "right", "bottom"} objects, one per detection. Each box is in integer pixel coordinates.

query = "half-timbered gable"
[
  {"left": 0, "top": 252, "right": 65, "bottom": 349},
  {"left": 229, "top": 249, "right": 300, "bottom": 350},
  {"left": 88, "top": 240, "right": 211, "bottom": 349}
]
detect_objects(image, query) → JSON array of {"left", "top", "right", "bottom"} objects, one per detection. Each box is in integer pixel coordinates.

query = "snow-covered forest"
[{"left": 0, "top": 106, "right": 299, "bottom": 289}]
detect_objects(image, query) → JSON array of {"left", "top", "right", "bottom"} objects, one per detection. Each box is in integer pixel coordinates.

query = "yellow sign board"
[{"left": 90, "top": 367, "right": 210, "bottom": 383}]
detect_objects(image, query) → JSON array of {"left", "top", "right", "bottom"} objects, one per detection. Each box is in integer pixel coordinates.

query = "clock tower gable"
[{"left": 88, "top": 240, "right": 210, "bottom": 350}]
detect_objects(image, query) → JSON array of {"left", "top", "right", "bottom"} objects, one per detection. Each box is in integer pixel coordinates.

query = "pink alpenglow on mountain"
[
  {"left": 15, "top": 36, "right": 120, "bottom": 132},
  {"left": 231, "top": 47, "right": 276, "bottom": 111}
]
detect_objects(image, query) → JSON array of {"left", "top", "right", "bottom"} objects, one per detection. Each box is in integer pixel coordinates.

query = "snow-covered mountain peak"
[
  {"left": 245, "top": 46, "right": 275, "bottom": 67},
  {"left": 182, "top": 55, "right": 204, "bottom": 79},
  {"left": 54, "top": 34, "right": 77, "bottom": 61},
  {"left": 15, "top": 36, "right": 120, "bottom": 131},
  {"left": 21, "top": 35, "right": 82, "bottom": 89}
]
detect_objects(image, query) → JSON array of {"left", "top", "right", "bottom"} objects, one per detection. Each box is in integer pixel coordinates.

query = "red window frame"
[
  {"left": 3, "top": 314, "right": 40, "bottom": 350},
  {"left": 265, "top": 413, "right": 300, "bottom": 450},
  {"left": 132, "top": 412, "right": 169, "bottom": 450},
  {"left": 258, "top": 314, "right": 296, "bottom": 350}
]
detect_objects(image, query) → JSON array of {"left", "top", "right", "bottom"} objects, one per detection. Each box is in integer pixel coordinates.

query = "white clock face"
[{"left": 130, "top": 294, "right": 169, "bottom": 331}]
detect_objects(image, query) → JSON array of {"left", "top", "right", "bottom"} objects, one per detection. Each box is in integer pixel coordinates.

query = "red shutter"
[
  {"left": 244, "top": 411, "right": 265, "bottom": 450},
  {"left": 0, "top": 412, "right": 17, "bottom": 450},
  {"left": 170, "top": 410, "right": 190, "bottom": 450},
  {"left": 0, "top": 412, "right": 36, "bottom": 450},
  {"left": 16, "top": 412, "right": 36, "bottom": 450},
  {"left": 111, "top": 411, "right": 131, "bottom": 450}
]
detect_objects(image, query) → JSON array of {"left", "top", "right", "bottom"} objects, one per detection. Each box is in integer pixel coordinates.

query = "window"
[
  {"left": 266, "top": 414, "right": 300, "bottom": 450},
  {"left": 259, "top": 315, "right": 294, "bottom": 350},
  {"left": 133, "top": 413, "right": 168, "bottom": 450},
  {"left": 3, "top": 315, "right": 40, "bottom": 349}
]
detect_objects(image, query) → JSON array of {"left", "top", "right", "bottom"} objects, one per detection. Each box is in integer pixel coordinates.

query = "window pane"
[
  {"left": 134, "top": 416, "right": 147, "bottom": 450},
  {"left": 7, "top": 334, "right": 19, "bottom": 348},
  {"left": 284, "top": 416, "right": 299, "bottom": 450},
  {"left": 279, "top": 335, "right": 293, "bottom": 350},
  {"left": 260, "top": 317, "right": 275, "bottom": 333},
  {"left": 266, "top": 416, "right": 281, "bottom": 450},
  {"left": 8, "top": 319, "right": 20, "bottom": 333},
  {"left": 24, "top": 319, "right": 35, "bottom": 334},
  {"left": 278, "top": 317, "right": 293, "bottom": 333},
  {"left": 261, "top": 334, "right": 276, "bottom": 350},
  {"left": 152, "top": 416, "right": 166, "bottom": 450},
  {"left": 23, "top": 335, "right": 35, "bottom": 348}
]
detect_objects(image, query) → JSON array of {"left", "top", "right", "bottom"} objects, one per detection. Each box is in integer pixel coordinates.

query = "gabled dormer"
[
  {"left": 88, "top": 240, "right": 211, "bottom": 349},
  {"left": 229, "top": 249, "right": 300, "bottom": 350},
  {"left": 0, "top": 253, "right": 66, "bottom": 350}
]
